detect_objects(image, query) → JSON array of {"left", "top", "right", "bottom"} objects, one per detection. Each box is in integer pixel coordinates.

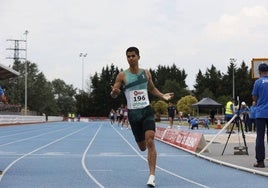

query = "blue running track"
[{"left": 0, "top": 121, "right": 267, "bottom": 188}]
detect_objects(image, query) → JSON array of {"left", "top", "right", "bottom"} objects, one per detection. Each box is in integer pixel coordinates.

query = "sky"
[{"left": 0, "top": 0, "right": 268, "bottom": 91}]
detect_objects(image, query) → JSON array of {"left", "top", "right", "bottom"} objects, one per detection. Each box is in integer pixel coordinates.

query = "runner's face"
[{"left": 126, "top": 51, "right": 139, "bottom": 66}]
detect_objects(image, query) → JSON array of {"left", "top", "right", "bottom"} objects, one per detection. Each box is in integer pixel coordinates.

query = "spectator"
[
  {"left": 178, "top": 111, "right": 183, "bottom": 125},
  {"left": 122, "top": 105, "right": 129, "bottom": 128},
  {"left": 109, "top": 109, "right": 115, "bottom": 124},
  {"left": 0, "top": 86, "right": 7, "bottom": 104},
  {"left": 68, "top": 113, "right": 71, "bottom": 122},
  {"left": 116, "top": 108, "right": 120, "bottom": 124},
  {"left": 251, "top": 63, "right": 268, "bottom": 168},
  {"left": 71, "top": 113, "right": 75, "bottom": 122},
  {"left": 118, "top": 104, "right": 124, "bottom": 127},
  {"left": 77, "top": 114, "right": 81, "bottom": 122},
  {"left": 190, "top": 118, "right": 198, "bottom": 129},
  {"left": 210, "top": 109, "right": 216, "bottom": 125},
  {"left": 167, "top": 102, "right": 177, "bottom": 129},
  {"left": 204, "top": 117, "right": 210, "bottom": 129},
  {"left": 187, "top": 114, "right": 191, "bottom": 129},
  {"left": 249, "top": 101, "right": 256, "bottom": 132},
  {"left": 225, "top": 98, "right": 236, "bottom": 133},
  {"left": 240, "top": 101, "right": 250, "bottom": 132}
]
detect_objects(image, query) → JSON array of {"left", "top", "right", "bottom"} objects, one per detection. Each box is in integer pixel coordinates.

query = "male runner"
[{"left": 110, "top": 47, "right": 174, "bottom": 187}]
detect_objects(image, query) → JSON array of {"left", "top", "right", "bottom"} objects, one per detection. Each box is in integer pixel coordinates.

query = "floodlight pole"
[
  {"left": 79, "top": 53, "right": 87, "bottom": 91},
  {"left": 230, "top": 58, "right": 236, "bottom": 99},
  {"left": 24, "top": 30, "right": 29, "bottom": 115}
]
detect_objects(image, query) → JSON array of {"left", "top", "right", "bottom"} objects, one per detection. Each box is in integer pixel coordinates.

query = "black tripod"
[{"left": 222, "top": 114, "right": 248, "bottom": 155}]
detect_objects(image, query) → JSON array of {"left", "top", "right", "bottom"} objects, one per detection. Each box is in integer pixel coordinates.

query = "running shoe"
[{"left": 147, "top": 174, "right": 155, "bottom": 187}]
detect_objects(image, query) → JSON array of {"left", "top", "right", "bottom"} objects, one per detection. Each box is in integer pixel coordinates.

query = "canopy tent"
[
  {"left": 191, "top": 97, "right": 223, "bottom": 117},
  {"left": 0, "top": 63, "right": 20, "bottom": 80},
  {"left": 192, "top": 97, "right": 222, "bottom": 108}
]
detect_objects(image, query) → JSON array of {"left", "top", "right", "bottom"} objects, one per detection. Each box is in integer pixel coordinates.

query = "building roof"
[{"left": 0, "top": 63, "right": 20, "bottom": 80}]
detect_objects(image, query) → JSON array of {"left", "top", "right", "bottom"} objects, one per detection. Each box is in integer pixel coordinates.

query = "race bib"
[{"left": 129, "top": 89, "right": 150, "bottom": 109}]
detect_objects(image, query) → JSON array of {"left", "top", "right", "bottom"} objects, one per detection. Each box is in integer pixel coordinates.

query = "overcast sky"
[{"left": 1, "top": 0, "right": 268, "bottom": 90}]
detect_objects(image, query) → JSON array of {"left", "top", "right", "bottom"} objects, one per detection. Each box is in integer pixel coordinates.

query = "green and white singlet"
[
  {"left": 123, "top": 69, "right": 155, "bottom": 142},
  {"left": 124, "top": 69, "right": 150, "bottom": 110}
]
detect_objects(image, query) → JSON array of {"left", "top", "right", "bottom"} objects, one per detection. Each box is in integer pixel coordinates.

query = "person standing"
[
  {"left": 204, "top": 116, "right": 210, "bottom": 129},
  {"left": 116, "top": 108, "right": 120, "bottom": 124},
  {"left": 110, "top": 47, "right": 174, "bottom": 187},
  {"left": 252, "top": 63, "right": 268, "bottom": 168},
  {"left": 225, "top": 98, "right": 236, "bottom": 133},
  {"left": 109, "top": 109, "right": 115, "bottom": 124},
  {"left": 167, "top": 102, "right": 177, "bottom": 129},
  {"left": 77, "top": 114, "right": 81, "bottom": 122},
  {"left": 240, "top": 101, "right": 250, "bottom": 132},
  {"left": 118, "top": 104, "right": 124, "bottom": 127},
  {"left": 210, "top": 109, "right": 216, "bottom": 125},
  {"left": 0, "top": 86, "right": 7, "bottom": 104},
  {"left": 249, "top": 101, "right": 256, "bottom": 132}
]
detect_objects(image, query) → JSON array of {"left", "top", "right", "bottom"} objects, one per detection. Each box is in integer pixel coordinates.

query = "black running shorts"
[{"left": 128, "top": 105, "right": 155, "bottom": 142}]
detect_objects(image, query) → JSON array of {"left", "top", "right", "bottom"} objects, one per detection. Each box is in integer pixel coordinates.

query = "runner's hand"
[
  {"left": 110, "top": 86, "right": 121, "bottom": 98},
  {"left": 162, "top": 93, "right": 174, "bottom": 101}
]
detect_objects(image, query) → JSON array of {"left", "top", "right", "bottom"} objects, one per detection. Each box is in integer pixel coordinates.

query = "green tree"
[
  {"left": 221, "top": 61, "right": 254, "bottom": 105},
  {"left": 150, "top": 64, "right": 188, "bottom": 102},
  {"left": 221, "top": 62, "right": 236, "bottom": 99},
  {"left": 51, "top": 79, "right": 77, "bottom": 116},
  {"left": 28, "top": 72, "right": 58, "bottom": 115},
  {"left": 162, "top": 80, "right": 188, "bottom": 102},
  {"left": 194, "top": 65, "right": 223, "bottom": 100},
  {"left": 75, "top": 92, "right": 92, "bottom": 116},
  {"left": 90, "top": 64, "right": 125, "bottom": 116},
  {"left": 176, "top": 95, "right": 198, "bottom": 116},
  {"left": 151, "top": 100, "right": 168, "bottom": 122},
  {"left": 152, "top": 64, "right": 187, "bottom": 89},
  {"left": 2, "top": 60, "right": 24, "bottom": 105},
  {"left": 2, "top": 61, "right": 58, "bottom": 115},
  {"left": 152, "top": 100, "right": 168, "bottom": 114},
  {"left": 235, "top": 61, "right": 254, "bottom": 105}
]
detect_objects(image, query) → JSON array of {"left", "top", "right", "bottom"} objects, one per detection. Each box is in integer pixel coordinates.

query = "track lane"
[{"left": 0, "top": 121, "right": 267, "bottom": 187}]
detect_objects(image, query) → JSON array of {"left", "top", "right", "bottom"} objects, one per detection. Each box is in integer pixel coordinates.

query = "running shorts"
[{"left": 128, "top": 105, "right": 155, "bottom": 142}]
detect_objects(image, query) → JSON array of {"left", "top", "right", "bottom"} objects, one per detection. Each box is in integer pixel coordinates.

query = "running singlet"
[{"left": 124, "top": 69, "right": 150, "bottom": 110}]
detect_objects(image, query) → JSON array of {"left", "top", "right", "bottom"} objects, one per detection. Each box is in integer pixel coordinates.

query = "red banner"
[{"left": 155, "top": 127, "right": 206, "bottom": 152}]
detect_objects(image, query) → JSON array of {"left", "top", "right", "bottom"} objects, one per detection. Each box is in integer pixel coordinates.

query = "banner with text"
[{"left": 155, "top": 127, "right": 207, "bottom": 152}]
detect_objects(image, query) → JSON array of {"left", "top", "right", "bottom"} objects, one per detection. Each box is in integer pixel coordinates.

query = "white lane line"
[
  {"left": 0, "top": 128, "right": 47, "bottom": 139},
  {"left": 0, "top": 124, "right": 66, "bottom": 139},
  {"left": 81, "top": 124, "right": 104, "bottom": 188},
  {"left": 0, "top": 127, "right": 70, "bottom": 147},
  {"left": 112, "top": 125, "right": 210, "bottom": 188},
  {"left": 0, "top": 126, "right": 88, "bottom": 182}
]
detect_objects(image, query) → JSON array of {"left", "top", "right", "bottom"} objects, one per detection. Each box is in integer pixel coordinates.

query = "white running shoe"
[{"left": 147, "top": 174, "right": 155, "bottom": 187}]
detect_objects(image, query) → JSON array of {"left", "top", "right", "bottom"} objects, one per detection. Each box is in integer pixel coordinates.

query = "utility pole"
[
  {"left": 230, "top": 58, "right": 237, "bottom": 99},
  {"left": 24, "top": 30, "right": 29, "bottom": 115},
  {"left": 6, "top": 30, "right": 29, "bottom": 115},
  {"left": 79, "top": 53, "right": 87, "bottom": 91},
  {"left": 6, "top": 39, "right": 26, "bottom": 61}
]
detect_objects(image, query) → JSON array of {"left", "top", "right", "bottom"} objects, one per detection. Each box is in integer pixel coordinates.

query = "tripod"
[{"left": 221, "top": 114, "right": 248, "bottom": 155}]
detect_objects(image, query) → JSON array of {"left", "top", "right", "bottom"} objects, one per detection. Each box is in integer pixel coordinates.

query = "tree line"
[{"left": 0, "top": 60, "right": 254, "bottom": 117}]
